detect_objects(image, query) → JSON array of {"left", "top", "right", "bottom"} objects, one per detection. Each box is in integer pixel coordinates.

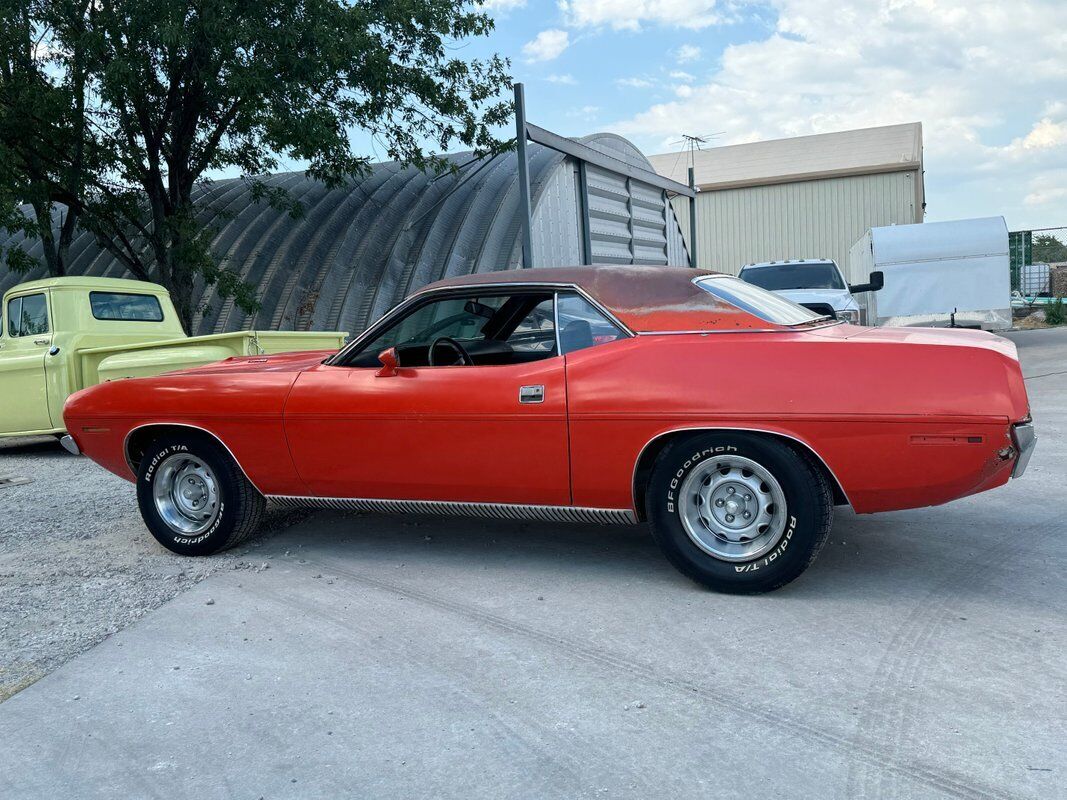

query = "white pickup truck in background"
[{"left": 737, "top": 259, "right": 882, "bottom": 324}]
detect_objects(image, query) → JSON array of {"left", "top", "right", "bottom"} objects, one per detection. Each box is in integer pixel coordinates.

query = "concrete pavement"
[{"left": 0, "top": 328, "right": 1064, "bottom": 799}]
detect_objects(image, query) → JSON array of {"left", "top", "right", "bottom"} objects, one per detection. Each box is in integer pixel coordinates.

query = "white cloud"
[
  {"left": 1018, "top": 119, "right": 1067, "bottom": 151},
  {"left": 669, "top": 70, "right": 695, "bottom": 81},
  {"left": 522, "top": 29, "right": 570, "bottom": 63},
  {"left": 675, "top": 44, "right": 702, "bottom": 63},
  {"left": 481, "top": 0, "right": 526, "bottom": 9},
  {"left": 615, "top": 0, "right": 1067, "bottom": 228},
  {"left": 675, "top": 85, "right": 694, "bottom": 98},
  {"left": 616, "top": 77, "right": 655, "bottom": 89},
  {"left": 559, "top": 0, "right": 725, "bottom": 31},
  {"left": 547, "top": 73, "right": 577, "bottom": 84}
]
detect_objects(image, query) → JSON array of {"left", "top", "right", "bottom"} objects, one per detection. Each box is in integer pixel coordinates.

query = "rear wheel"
[
  {"left": 646, "top": 432, "right": 833, "bottom": 593},
  {"left": 135, "top": 431, "right": 265, "bottom": 556}
]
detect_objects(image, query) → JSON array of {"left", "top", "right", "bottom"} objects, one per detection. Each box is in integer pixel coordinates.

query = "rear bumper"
[{"left": 1011, "top": 422, "right": 1036, "bottom": 479}]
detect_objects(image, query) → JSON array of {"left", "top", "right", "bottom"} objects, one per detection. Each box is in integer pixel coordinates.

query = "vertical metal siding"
[
  {"left": 675, "top": 170, "right": 919, "bottom": 280},
  {"left": 530, "top": 160, "right": 582, "bottom": 267}
]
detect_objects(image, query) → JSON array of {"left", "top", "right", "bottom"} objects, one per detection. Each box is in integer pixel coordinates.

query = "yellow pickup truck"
[{"left": 0, "top": 276, "right": 347, "bottom": 438}]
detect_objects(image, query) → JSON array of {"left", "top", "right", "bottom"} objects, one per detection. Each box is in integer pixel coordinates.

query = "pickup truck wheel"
[
  {"left": 646, "top": 433, "right": 833, "bottom": 593},
  {"left": 135, "top": 432, "right": 265, "bottom": 556}
]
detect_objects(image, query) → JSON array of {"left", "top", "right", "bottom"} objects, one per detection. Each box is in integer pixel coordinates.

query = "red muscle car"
[{"left": 63, "top": 266, "right": 1035, "bottom": 593}]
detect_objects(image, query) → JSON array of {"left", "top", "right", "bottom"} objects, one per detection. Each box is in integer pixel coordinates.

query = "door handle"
[
  {"left": 34, "top": 338, "right": 50, "bottom": 345},
  {"left": 519, "top": 385, "right": 544, "bottom": 404}
]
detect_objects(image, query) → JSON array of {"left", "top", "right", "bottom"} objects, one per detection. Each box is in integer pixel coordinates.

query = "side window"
[
  {"left": 556, "top": 294, "right": 625, "bottom": 355},
  {"left": 502, "top": 297, "right": 555, "bottom": 354},
  {"left": 343, "top": 291, "right": 558, "bottom": 368},
  {"left": 6, "top": 294, "right": 49, "bottom": 337},
  {"left": 353, "top": 295, "right": 507, "bottom": 364},
  {"left": 6, "top": 297, "right": 20, "bottom": 337}
]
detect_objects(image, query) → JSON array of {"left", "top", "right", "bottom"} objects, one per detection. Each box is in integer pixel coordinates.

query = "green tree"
[
  {"left": 0, "top": 0, "right": 510, "bottom": 332},
  {"left": 1033, "top": 233, "right": 1067, "bottom": 264},
  {"left": 0, "top": 0, "right": 95, "bottom": 277}
]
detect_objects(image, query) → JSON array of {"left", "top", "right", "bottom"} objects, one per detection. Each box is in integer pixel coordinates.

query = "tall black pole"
[
  {"left": 688, "top": 166, "right": 698, "bottom": 268},
  {"left": 514, "top": 82, "right": 534, "bottom": 269}
]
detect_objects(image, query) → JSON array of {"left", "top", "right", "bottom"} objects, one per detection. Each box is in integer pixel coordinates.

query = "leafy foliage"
[
  {"left": 1, "top": 0, "right": 511, "bottom": 331},
  {"left": 1033, "top": 234, "right": 1067, "bottom": 265},
  {"left": 1046, "top": 296, "right": 1065, "bottom": 326}
]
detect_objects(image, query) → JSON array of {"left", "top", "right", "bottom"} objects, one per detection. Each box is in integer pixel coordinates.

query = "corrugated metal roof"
[
  {"left": 2, "top": 133, "right": 686, "bottom": 336},
  {"left": 648, "top": 123, "right": 923, "bottom": 191}
]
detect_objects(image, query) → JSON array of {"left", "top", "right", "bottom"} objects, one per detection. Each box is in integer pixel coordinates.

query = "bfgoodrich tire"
[
  {"left": 646, "top": 432, "right": 833, "bottom": 593},
  {"left": 135, "top": 431, "right": 265, "bottom": 556}
]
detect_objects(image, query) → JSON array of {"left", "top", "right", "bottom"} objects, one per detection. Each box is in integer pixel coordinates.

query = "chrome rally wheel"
[
  {"left": 136, "top": 431, "right": 265, "bottom": 556},
  {"left": 677, "top": 455, "right": 787, "bottom": 562},
  {"left": 152, "top": 453, "right": 221, "bottom": 535},
  {"left": 646, "top": 432, "right": 833, "bottom": 593}
]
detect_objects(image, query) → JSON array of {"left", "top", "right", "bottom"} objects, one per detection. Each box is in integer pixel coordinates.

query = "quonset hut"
[{"left": 1, "top": 133, "right": 691, "bottom": 336}]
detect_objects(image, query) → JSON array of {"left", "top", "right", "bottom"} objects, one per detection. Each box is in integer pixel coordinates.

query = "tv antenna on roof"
[{"left": 667, "top": 132, "right": 724, "bottom": 174}]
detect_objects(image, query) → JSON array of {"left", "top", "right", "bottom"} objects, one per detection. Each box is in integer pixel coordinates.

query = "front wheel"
[
  {"left": 136, "top": 431, "right": 265, "bottom": 556},
  {"left": 646, "top": 433, "right": 833, "bottom": 593}
]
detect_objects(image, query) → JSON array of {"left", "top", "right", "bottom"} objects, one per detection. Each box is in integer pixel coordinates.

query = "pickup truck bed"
[{"left": 1, "top": 277, "right": 346, "bottom": 438}]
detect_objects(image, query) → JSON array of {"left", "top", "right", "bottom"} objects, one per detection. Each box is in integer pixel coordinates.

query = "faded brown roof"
[{"left": 419, "top": 265, "right": 775, "bottom": 332}]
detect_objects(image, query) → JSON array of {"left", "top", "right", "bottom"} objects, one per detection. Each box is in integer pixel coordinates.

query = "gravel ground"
[{"left": 0, "top": 437, "right": 307, "bottom": 701}]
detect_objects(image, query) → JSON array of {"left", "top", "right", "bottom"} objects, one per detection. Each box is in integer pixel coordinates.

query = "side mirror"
[
  {"left": 849, "top": 270, "right": 884, "bottom": 294},
  {"left": 375, "top": 347, "right": 399, "bottom": 378}
]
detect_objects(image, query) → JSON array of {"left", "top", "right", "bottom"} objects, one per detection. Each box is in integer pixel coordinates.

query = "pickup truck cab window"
[
  {"left": 740, "top": 262, "right": 846, "bottom": 291},
  {"left": 89, "top": 292, "right": 165, "bottom": 322},
  {"left": 6, "top": 293, "right": 49, "bottom": 337}
]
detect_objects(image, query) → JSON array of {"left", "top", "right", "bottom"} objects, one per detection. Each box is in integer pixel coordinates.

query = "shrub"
[{"left": 1047, "top": 297, "right": 1066, "bottom": 326}]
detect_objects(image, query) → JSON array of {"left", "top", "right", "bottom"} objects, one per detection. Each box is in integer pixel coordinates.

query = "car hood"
[
  {"left": 774, "top": 288, "right": 856, "bottom": 310},
  {"left": 161, "top": 349, "right": 337, "bottom": 376}
]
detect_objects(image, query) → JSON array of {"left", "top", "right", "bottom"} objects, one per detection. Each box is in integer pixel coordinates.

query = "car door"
[
  {"left": 0, "top": 292, "right": 54, "bottom": 434},
  {"left": 284, "top": 290, "right": 571, "bottom": 506}
]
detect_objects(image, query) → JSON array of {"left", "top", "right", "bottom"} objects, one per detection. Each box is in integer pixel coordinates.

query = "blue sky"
[{"left": 400, "top": 0, "right": 1067, "bottom": 233}]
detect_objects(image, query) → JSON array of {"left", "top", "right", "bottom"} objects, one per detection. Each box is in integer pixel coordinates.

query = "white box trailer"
[{"left": 849, "top": 216, "right": 1012, "bottom": 330}]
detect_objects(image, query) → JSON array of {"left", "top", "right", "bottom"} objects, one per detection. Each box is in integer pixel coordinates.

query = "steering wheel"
[{"left": 428, "top": 336, "right": 474, "bottom": 366}]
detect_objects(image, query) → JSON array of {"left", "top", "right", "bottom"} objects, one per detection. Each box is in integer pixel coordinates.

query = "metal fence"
[{"left": 1009, "top": 226, "right": 1067, "bottom": 294}]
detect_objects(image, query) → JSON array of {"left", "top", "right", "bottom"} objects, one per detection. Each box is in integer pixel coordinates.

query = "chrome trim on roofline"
[
  {"left": 267, "top": 495, "right": 639, "bottom": 525},
  {"left": 326, "top": 281, "right": 635, "bottom": 366},
  {"left": 635, "top": 323, "right": 843, "bottom": 335}
]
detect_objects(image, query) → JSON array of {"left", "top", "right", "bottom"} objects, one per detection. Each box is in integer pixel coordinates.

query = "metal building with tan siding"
[{"left": 647, "top": 123, "right": 924, "bottom": 281}]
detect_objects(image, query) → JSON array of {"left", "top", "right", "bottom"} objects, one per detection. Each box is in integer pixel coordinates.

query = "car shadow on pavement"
[
  {"left": 0, "top": 437, "right": 71, "bottom": 457},
  {"left": 247, "top": 503, "right": 1027, "bottom": 603}
]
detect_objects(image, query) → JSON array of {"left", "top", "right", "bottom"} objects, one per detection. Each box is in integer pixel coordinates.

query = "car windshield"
[
  {"left": 739, "top": 263, "right": 846, "bottom": 291},
  {"left": 695, "top": 276, "right": 827, "bottom": 326}
]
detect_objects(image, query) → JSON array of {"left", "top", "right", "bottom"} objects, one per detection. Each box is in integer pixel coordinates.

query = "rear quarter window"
[
  {"left": 89, "top": 292, "right": 165, "bottom": 322},
  {"left": 695, "top": 276, "right": 825, "bottom": 326}
]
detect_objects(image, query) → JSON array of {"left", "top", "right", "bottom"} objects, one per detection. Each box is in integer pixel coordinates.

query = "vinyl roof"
[
  {"left": 647, "top": 122, "right": 923, "bottom": 191},
  {"left": 422, "top": 265, "right": 777, "bottom": 332}
]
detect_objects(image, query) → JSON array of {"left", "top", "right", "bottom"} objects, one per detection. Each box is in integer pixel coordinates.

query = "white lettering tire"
[
  {"left": 136, "top": 432, "right": 266, "bottom": 556},
  {"left": 646, "top": 433, "right": 833, "bottom": 593}
]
